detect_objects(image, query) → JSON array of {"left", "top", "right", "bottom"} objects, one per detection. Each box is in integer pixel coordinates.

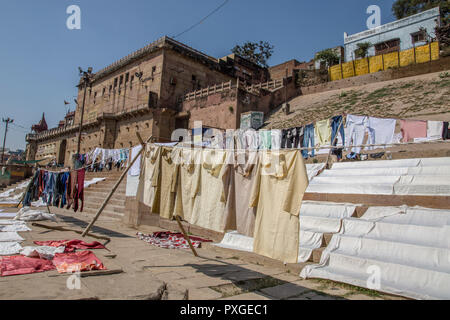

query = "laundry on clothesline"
[
  {"left": 232, "top": 114, "right": 446, "bottom": 158},
  {"left": 87, "top": 147, "right": 129, "bottom": 172},
  {"left": 83, "top": 177, "right": 106, "bottom": 188},
  {"left": 22, "top": 168, "right": 85, "bottom": 212}
]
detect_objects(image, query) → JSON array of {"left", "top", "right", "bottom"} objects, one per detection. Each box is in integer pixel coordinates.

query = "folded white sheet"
[
  {"left": 0, "top": 242, "right": 23, "bottom": 255},
  {"left": 0, "top": 232, "right": 24, "bottom": 242}
]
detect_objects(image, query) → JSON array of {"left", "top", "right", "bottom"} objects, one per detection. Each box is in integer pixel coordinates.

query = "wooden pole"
[
  {"left": 81, "top": 134, "right": 152, "bottom": 237},
  {"left": 175, "top": 215, "right": 198, "bottom": 257},
  {"left": 32, "top": 222, "right": 111, "bottom": 242},
  {"left": 16, "top": 177, "right": 34, "bottom": 208}
]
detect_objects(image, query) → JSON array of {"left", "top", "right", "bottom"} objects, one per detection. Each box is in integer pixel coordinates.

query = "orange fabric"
[{"left": 52, "top": 251, "right": 106, "bottom": 273}]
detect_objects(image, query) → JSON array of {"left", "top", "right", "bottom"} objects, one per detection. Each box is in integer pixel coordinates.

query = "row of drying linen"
[
  {"left": 240, "top": 115, "right": 450, "bottom": 156},
  {"left": 135, "top": 145, "right": 309, "bottom": 264},
  {"left": 84, "top": 147, "right": 129, "bottom": 167}
]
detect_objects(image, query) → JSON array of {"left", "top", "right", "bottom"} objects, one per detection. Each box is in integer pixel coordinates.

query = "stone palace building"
[{"left": 25, "top": 36, "right": 301, "bottom": 165}]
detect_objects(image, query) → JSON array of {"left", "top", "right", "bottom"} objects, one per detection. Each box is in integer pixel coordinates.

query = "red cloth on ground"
[
  {"left": 400, "top": 120, "right": 427, "bottom": 142},
  {"left": 0, "top": 255, "right": 55, "bottom": 277},
  {"left": 33, "top": 240, "right": 106, "bottom": 252},
  {"left": 52, "top": 251, "right": 106, "bottom": 273},
  {"left": 137, "top": 231, "right": 212, "bottom": 250}
]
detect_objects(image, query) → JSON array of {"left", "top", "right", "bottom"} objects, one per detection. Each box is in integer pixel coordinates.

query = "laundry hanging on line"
[
  {"left": 136, "top": 145, "right": 309, "bottom": 263},
  {"left": 22, "top": 168, "right": 85, "bottom": 212}
]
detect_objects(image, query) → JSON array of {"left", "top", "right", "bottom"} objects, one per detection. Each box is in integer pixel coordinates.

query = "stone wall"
[
  {"left": 180, "top": 77, "right": 303, "bottom": 131},
  {"left": 269, "top": 59, "right": 315, "bottom": 79},
  {"left": 159, "top": 50, "right": 234, "bottom": 111},
  {"left": 182, "top": 89, "right": 239, "bottom": 130},
  {"left": 75, "top": 51, "right": 164, "bottom": 125}
]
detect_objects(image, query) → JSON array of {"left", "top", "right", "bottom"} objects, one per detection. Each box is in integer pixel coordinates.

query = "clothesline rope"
[
  {"left": 143, "top": 138, "right": 450, "bottom": 153},
  {"left": 39, "top": 159, "right": 105, "bottom": 174},
  {"left": 296, "top": 138, "right": 450, "bottom": 152}
]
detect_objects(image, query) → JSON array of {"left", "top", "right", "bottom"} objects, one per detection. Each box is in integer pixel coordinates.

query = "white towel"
[
  {"left": 346, "top": 115, "right": 368, "bottom": 153},
  {"left": 128, "top": 145, "right": 142, "bottom": 176},
  {"left": 271, "top": 129, "right": 282, "bottom": 150},
  {"left": 367, "top": 117, "right": 396, "bottom": 150},
  {"left": 427, "top": 121, "right": 444, "bottom": 138}
]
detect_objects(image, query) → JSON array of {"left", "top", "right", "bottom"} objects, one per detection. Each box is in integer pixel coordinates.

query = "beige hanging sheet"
[
  {"left": 159, "top": 147, "right": 180, "bottom": 220},
  {"left": 136, "top": 144, "right": 162, "bottom": 213},
  {"left": 250, "top": 150, "right": 309, "bottom": 263},
  {"left": 190, "top": 149, "right": 234, "bottom": 233},
  {"left": 173, "top": 147, "right": 202, "bottom": 223},
  {"left": 232, "top": 150, "right": 259, "bottom": 237}
]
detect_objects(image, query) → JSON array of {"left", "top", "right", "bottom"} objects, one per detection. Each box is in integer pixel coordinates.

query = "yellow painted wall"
[
  {"left": 383, "top": 51, "right": 399, "bottom": 70},
  {"left": 329, "top": 42, "right": 440, "bottom": 81},
  {"left": 329, "top": 65, "right": 342, "bottom": 81},
  {"left": 431, "top": 42, "right": 439, "bottom": 61},
  {"left": 415, "top": 44, "right": 431, "bottom": 64},
  {"left": 400, "top": 48, "right": 415, "bottom": 67},
  {"left": 369, "top": 55, "right": 384, "bottom": 73},
  {"left": 342, "top": 62, "right": 355, "bottom": 79},
  {"left": 355, "top": 58, "right": 369, "bottom": 76}
]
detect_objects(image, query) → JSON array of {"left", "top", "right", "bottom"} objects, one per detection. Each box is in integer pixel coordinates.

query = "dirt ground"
[
  {"left": 0, "top": 206, "right": 405, "bottom": 300},
  {"left": 266, "top": 70, "right": 450, "bottom": 129}
]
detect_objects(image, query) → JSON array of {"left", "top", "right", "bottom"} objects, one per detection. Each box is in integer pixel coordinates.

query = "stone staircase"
[
  {"left": 81, "top": 170, "right": 126, "bottom": 219},
  {"left": 308, "top": 207, "right": 367, "bottom": 263},
  {"left": 0, "top": 177, "right": 30, "bottom": 193}
]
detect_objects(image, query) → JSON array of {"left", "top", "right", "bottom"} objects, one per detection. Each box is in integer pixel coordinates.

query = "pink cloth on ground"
[
  {"left": 400, "top": 120, "right": 427, "bottom": 142},
  {"left": 0, "top": 255, "right": 55, "bottom": 277}
]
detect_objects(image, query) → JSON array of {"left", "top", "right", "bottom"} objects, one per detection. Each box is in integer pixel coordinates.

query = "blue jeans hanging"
[
  {"left": 331, "top": 116, "right": 345, "bottom": 145},
  {"left": 302, "top": 124, "right": 315, "bottom": 158},
  {"left": 331, "top": 116, "right": 345, "bottom": 160}
]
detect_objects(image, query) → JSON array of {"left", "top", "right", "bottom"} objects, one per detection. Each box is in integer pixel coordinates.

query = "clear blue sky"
[{"left": 0, "top": 0, "right": 397, "bottom": 150}]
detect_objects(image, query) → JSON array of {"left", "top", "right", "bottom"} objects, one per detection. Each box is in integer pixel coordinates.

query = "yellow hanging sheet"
[{"left": 250, "top": 150, "right": 308, "bottom": 263}]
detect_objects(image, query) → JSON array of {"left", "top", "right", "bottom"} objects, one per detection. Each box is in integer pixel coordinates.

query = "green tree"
[
  {"left": 355, "top": 42, "right": 373, "bottom": 58},
  {"left": 392, "top": 0, "right": 449, "bottom": 24},
  {"left": 315, "top": 49, "right": 340, "bottom": 68},
  {"left": 231, "top": 41, "right": 274, "bottom": 68}
]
